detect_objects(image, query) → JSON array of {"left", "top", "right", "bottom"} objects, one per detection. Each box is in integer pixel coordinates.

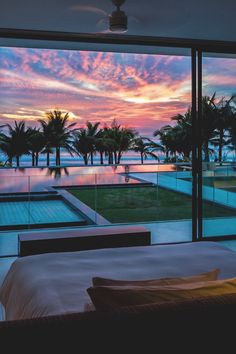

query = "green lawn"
[{"left": 68, "top": 186, "right": 236, "bottom": 223}]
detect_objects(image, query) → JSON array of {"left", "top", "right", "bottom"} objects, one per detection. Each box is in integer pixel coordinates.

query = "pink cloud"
[{"left": 0, "top": 48, "right": 193, "bottom": 136}]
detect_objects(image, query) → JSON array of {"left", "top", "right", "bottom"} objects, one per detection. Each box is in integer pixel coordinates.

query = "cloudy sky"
[{"left": 0, "top": 47, "right": 235, "bottom": 137}]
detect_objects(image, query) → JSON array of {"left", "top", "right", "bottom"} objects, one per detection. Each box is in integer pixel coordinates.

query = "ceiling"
[{"left": 0, "top": 0, "right": 236, "bottom": 42}]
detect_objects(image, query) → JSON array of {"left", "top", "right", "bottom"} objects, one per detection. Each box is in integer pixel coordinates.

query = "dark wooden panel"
[{"left": 18, "top": 226, "right": 151, "bottom": 256}]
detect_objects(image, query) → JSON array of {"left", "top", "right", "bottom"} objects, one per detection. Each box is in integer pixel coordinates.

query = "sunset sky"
[{"left": 0, "top": 47, "right": 235, "bottom": 137}]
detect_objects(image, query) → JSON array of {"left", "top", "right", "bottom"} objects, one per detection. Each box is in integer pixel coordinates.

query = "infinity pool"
[{"left": 0, "top": 166, "right": 149, "bottom": 194}]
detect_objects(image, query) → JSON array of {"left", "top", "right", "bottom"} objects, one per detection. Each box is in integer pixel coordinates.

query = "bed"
[{"left": 1, "top": 241, "right": 236, "bottom": 321}]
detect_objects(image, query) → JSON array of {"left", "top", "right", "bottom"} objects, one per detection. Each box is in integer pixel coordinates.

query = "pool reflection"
[{"left": 0, "top": 164, "right": 177, "bottom": 194}]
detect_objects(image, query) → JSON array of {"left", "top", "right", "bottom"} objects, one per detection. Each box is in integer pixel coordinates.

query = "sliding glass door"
[
  {"left": 201, "top": 52, "right": 236, "bottom": 239},
  {"left": 0, "top": 42, "right": 193, "bottom": 256},
  {"left": 1, "top": 32, "right": 236, "bottom": 259}
]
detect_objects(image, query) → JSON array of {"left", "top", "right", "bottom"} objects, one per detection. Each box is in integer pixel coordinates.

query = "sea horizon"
[
  {"left": 1, "top": 146, "right": 235, "bottom": 168},
  {"left": 0, "top": 150, "right": 162, "bottom": 168}
]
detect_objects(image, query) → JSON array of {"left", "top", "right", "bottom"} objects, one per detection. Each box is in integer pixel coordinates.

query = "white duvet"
[{"left": 1, "top": 241, "right": 236, "bottom": 320}]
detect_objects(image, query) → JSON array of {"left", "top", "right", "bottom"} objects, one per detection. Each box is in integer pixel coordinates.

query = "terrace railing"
[{"left": 1, "top": 162, "right": 236, "bottom": 257}]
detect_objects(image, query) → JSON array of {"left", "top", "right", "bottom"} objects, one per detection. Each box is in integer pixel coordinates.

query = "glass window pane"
[
  {"left": 0, "top": 42, "right": 192, "bottom": 257},
  {"left": 202, "top": 52, "right": 236, "bottom": 238}
]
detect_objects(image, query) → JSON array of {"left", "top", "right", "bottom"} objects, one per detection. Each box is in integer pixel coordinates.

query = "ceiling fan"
[
  {"left": 109, "top": 0, "right": 128, "bottom": 33},
  {"left": 70, "top": 0, "right": 138, "bottom": 33}
]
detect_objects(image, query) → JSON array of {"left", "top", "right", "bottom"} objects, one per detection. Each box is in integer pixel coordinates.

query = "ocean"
[
  {"left": 0, "top": 147, "right": 235, "bottom": 168},
  {"left": 0, "top": 151, "right": 162, "bottom": 167}
]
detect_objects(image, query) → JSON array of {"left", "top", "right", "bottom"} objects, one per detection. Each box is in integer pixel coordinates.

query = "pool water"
[
  {"left": 0, "top": 165, "right": 174, "bottom": 194},
  {"left": 0, "top": 199, "right": 86, "bottom": 229}
]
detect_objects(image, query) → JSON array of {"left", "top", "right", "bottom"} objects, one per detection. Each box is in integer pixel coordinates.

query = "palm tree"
[
  {"left": 0, "top": 133, "right": 14, "bottom": 166},
  {"left": 95, "top": 129, "right": 111, "bottom": 165},
  {"left": 85, "top": 122, "right": 100, "bottom": 165},
  {"left": 0, "top": 127, "right": 12, "bottom": 166},
  {"left": 228, "top": 110, "right": 236, "bottom": 161},
  {"left": 155, "top": 97, "right": 218, "bottom": 163},
  {"left": 117, "top": 127, "right": 136, "bottom": 164},
  {"left": 171, "top": 108, "right": 192, "bottom": 160},
  {"left": 102, "top": 126, "right": 115, "bottom": 164},
  {"left": 27, "top": 128, "right": 45, "bottom": 166},
  {"left": 132, "top": 137, "right": 162, "bottom": 164},
  {"left": 39, "top": 110, "right": 77, "bottom": 166},
  {"left": 73, "top": 129, "right": 92, "bottom": 165},
  {"left": 103, "top": 120, "right": 136, "bottom": 164},
  {"left": 154, "top": 125, "right": 177, "bottom": 161},
  {"left": 38, "top": 118, "right": 54, "bottom": 166},
  {"left": 154, "top": 94, "right": 235, "bottom": 164},
  {"left": 0, "top": 121, "right": 31, "bottom": 167},
  {"left": 201, "top": 93, "right": 219, "bottom": 162},
  {"left": 213, "top": 95, "right": 236, "bottom": 164}
]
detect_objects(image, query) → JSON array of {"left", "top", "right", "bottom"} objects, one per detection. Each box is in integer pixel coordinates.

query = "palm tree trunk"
[
  {"left": 91, "top": 152, "right": 94, "bottom": 165},
  {"left": 203, "top": 142, "right": 210, "bottom": 162},
  {"left": 108, "top": 152, "right": 113, "bottom": 164},
  {"left": 141, "top": 153, "right": 144, "bottom": 164},
  {"left": 32, "top": 153, "right": 35, "bottom": 167},
  {"left": 47, "top": 152, "right": 50, "bottom": 166},
  {"left": 36, "top": 152, "right": 39, "bottom": 166},
  {"left": 83, "top": 155, "right": 88, "bottom": 165},
  {"left": 219, "top": 130, "right": 224, "bottom": 165},
  {"left": 8, "top": 157, "right": 13, "bottom": 166},
  {"left": 56, "top": 148, "right": 58, "bottom": 166},
  {"left": 100, "top": 152, "right": 104, "bottom": 165},
  {"left": 16, "top": 156, "right": 20, "bottom": 167},
  {"left": 114, "top": 152, "right": 118, "bottom": 164},
  {"left": 118, "top": 152, "right": 122, "bottom": 164},
  {"left": 58, "top": 147, "right": 61, "bottom": 166},
  {"left": 56, "top": 147, "right": 60, "bottom": 166}
]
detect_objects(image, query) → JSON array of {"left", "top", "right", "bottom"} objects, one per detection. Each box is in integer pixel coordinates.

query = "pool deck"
[
  {"left": 2, "top": 215, "right": 236, "bottom": 259},
  {"left": 58, "top": 189, "right": 110, "bottom": 226},
  {"left": 0, "top": 221, "right": 190, "bottom": 258}
]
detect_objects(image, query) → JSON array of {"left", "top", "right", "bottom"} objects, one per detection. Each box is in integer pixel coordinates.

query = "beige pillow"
[
  {"left": 92, "top": 269, "right": 220, "bottom": 287},
  {"left": 87, "top": 277, "right": 236, "bottom": 311}
]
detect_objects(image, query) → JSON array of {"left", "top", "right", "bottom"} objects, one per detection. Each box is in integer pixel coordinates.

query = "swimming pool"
[
  {"left": 0, "top": 195, "right": 88, "bottom": 230},
  {"left": 0, "top": 166, "right": 146, "bottom": 194},
  {"left": 0, "top": 164, "right": 176, "bottom": 194}
]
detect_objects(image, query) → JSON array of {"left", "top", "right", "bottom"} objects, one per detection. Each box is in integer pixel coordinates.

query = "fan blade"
[
  {"left": 96, "top": 17, "right": 109, "bottom": 31},
  {"left": 69, "top": 5, "right": 108, "bottom": 17},
  {"left": 99, "top": 29, "right": 112, "bottom": 34},
  {"left": 129, "top": 16, "right": 139, "bottom": 24}
]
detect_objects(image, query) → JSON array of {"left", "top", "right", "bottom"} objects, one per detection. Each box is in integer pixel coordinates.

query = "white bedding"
[{"left": 1, "top": 241, "right": 236, "bottom": 320}]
